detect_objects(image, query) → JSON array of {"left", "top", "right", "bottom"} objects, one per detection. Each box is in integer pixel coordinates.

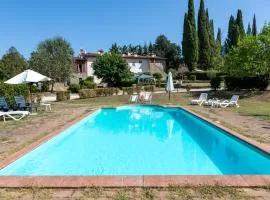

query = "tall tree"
[
  {"left": 225, "top": 15, "right": 239, "bottom": 53},
  {"left": 252, "top": 14, "right": 257, "bottom": 36},
  {"left": 121, "top": 45, "right": 128, "bottom": 54},
  {"left": 0, "top": 47, "right": 28, "bottom": 80},
  {"left": 236, "top": 9, "right": 245, "bottom": 38},
  {"left": 148, "top": 42, "right": 154, "bottom": 53},
  {"left": 155, "top": 35, "right": 181, "bottom": 70},
  {"left": 143, "top": 43, "right": 149, "bottom": 55},
  {"left": 216, "top": 28, "right": 222, "bottom": 53},
  {"left": 209, "top": 19, "right": 216, "bottom": 68},
  {"left": 182, "top": 13, "right": 188, "bottom": 62},
  {"left": 197, "top": 0, "right": 210, "bottom": 69},
  {"left": 246, "top": 23, "right": 252, "bottom": 35},
  {"left": 137, "top": 45, "right": 143, "bottom": 55},
  {"left": 109, "top": 43, "right": 121, "bottom": 54},
  {"left": 29, "top": 37, "right": 74, "bottom": 89},
  {"left": 216, "top": 28, "right": 222, "bottom": 46},
  {"left": 182, "top": 0, "right": 198, "bottom": 71}
]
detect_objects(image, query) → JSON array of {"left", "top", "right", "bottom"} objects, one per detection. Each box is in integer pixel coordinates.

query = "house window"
[
  {"left": 139, "top": 60, "right": 142, "bottom": 63},
  {"left": 78, "top": 64, "right": 83, "bottom": 73},
  {"left": 132, "top": 62, "right": 136, "bottom": 66}
]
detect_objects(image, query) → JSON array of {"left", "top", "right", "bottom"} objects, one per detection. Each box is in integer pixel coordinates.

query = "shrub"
[
  {"left": 206, "top": 70, "right": 217, "bottom": 80},
  {"left": 79, "top": 89, "right": 97, "bottom": 99},
  {"left": 144, "top": 85, "right": 156, "bottom": 92},
  {"left": 189, "top": 75, "right": 196, "bottom": 81},
  {"left": 78, "top": 88, "right": 118, "bottom": 99},
  {"left": 120, "top": 79, "right": 136, "bottom": 87},
  {"left": 0, "top": 82, "right": 29, "bottom": 104},
  {"left": 185, "top": 84, "right": 192, "bottom": 93},
  {"left": 81, "top": 80, "right": 96, "bottom": 89},
  {"left": 56, "top": 91, "right": 70, "bottom": 101},
  {"left": 85, "top": 76, "right": 94, "bottom": 82},
  {"left": 210, "top": 77, "right": 222, "bottom": 90},
  {"left": 122, "top": 87, "right": 135, "bottom": 95},
  {"left": 224, "top": 76, "right": 269, "bottom": 90},
  {"left": 68, "top": 84, "right": 80, "bottom": 93}
]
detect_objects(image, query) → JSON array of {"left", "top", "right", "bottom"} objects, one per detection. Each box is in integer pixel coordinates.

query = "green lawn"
[{"left": 232, "top": 94, "right": 270, "bottom": 120}]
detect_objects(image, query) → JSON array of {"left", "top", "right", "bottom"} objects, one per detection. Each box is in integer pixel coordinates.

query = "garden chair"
[
  {"left": 190, "top": 93, "right": 208, "bottom": 106},
  {"left": 14, "top": 95, "right": 35, "bottom": 112},
  {"left": 142, "top": 92, "right": 152, "bottom": 104},
  {"left": 0, "top": 110, "right": 30, "bottom": 122},
  {"left": 0, "top": 96, "right": 10, "bottom": 111},
  {"left": 129, "top": 95, "right": 138, "bottom": 103},
  {"left": 218, "top": 95, "right": 240, "bottom": 108}
]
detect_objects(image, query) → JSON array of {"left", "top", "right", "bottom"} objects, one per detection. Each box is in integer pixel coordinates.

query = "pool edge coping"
[{"left": 0, "top": 104, "right": 269, "bottom": 188}]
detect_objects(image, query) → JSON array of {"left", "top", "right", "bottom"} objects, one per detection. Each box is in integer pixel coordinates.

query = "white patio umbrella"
[
  {"left": 4, "top": 69, "right": 51, "bottom": 84},
  {"left": 166, "top": 72, "right": 174, "bottom": 101}
]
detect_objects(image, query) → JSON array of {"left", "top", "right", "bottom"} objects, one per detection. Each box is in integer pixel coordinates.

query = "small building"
[{"left": 71, "top": 49, "right": 166, "bottom": 84}]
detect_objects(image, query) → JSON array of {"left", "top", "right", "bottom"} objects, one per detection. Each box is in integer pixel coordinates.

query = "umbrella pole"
[{"left": 169, "top": 91, "right": 171, "bottom": 102}]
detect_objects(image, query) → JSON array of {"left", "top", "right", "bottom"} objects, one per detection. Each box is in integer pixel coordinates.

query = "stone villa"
[{"left": 71, "top": 49, "right": 166, "bottom": 84}]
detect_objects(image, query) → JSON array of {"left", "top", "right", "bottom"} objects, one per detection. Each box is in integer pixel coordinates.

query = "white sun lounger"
[
  {"left": 190, "top": 93, "right": 208, "bottom": 106},
  {"left": 218, "top": 95, "right": 240, "bottom": 108},
  {"left": 129, "top": 95, "right": 138, "bottom": 103},
  {"left": 0, "top": 111, "right": 30, "bottom": 122}
]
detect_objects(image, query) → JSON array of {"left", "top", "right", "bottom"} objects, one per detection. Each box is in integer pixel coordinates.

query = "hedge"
[
  {"left": 188, "top": 71, "right": 227, "bottom": 80},
  {"left": 224, "top": 76, "right": 269, "bottom": 90},
  {"left": 0, "top": 82, "right": 29, "bottom": 104},
  {"left": 79, "top": 88, "right": 119, "bottom": 99},
  {"left": 122, "top": 85, "right": 155, "bottom": 95}
]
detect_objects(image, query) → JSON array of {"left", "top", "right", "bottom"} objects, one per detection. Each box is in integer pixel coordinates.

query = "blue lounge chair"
[
  {"left": 14, "top": 95, "right": 33, "bottom": 112},
  {"left": 0, "top": 96, "right": 10, "bottom": 111}
]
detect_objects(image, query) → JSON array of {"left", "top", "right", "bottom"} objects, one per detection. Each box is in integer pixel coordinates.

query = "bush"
[
  {"left": 144, "top": 85, "right": 156, "bottom": 92},
  {"left": 210, "top": 77, "right": 222, "bottom": 90},
  {"left": 185, "top": 84, "right": 192, "bottom": 93},
  {"left": 120, "top": 79, "right": 136, "bottom": 87},
  {"left": 81, "top": 80, "right": 96, "bottom": 89},
  {"left": 0, "top": 82, "right": 29, "bottom": 104},
  {"left": 188, "top": 70, "right": 218, "bottom": 80},
  {"left": 189, "top": 75, "right": 196, "bottom": 81},
  {"left": 78, "top": 88, "right": 118, "bottom": 99},
  {"left": 153, "top": 72, "right": 162, "bottom": 80},
  {"left": 79, "top": 89, "right": 97, "bottom": 99},
  {"left": 85, "top": 76, "right": 94, "bottom": 82},
  {"left": 68, "top": 84, "right": 80, "bottom": 93},
  {"left": 224, "top": 76, "right": 269, "bottom": 90},
  {"left": 56, "top": 91, "right": 70, "bottom": 101},
  {"left": 206, "top": 70, "right": 217, "bottom": 80}
]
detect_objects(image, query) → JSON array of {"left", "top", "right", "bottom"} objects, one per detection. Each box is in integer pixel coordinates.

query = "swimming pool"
[{"left": 0, "top": 105, "right": 269, "bottom": 176}]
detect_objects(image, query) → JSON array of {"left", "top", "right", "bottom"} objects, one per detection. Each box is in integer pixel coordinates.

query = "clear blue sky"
[{"left": 0, "top": 0, "right": 269, "bottom": 58}]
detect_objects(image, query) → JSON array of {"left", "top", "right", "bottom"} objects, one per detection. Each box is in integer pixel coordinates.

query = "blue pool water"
[{"left": 0, "top": 105, "right": 270, "bottom": 176}]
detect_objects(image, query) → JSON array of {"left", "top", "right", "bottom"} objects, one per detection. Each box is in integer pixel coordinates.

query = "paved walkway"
[{"left": 42, "top": 88, "right": 212, "bottom": 102}]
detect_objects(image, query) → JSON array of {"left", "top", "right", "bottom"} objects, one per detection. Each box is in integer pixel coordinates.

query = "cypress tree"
[
  {"left": 182, "top": 13, "right": 188, "bottom": 61},
  {"left": 185, "top": 0, "right": 198, "bottom": 71},
  {"left": 236, "top": 9, "right": 245, "bottom": 38},
  {"left": 252, "top": 14, "right": 257, "bottom": 36},
  {"left": 216, "top": 28, "right": 222, "bottom": 55},
  {"left": 148, "top": 42, "right": 154, "bottom": 53},
  {"left": 246, "top": 23, "right": 252, "bottom": 35},
  {"left": 216, "top": 28, "right": 222, "bottom": 47},
  {"left": 225, "top": 15, "right": 239, "bottom": 53},
  {"left": 197, "top": 0, "right": 210, "bottom": 69},
  {"left": 143, "top": 43, "right": 149, "bottom": 55},
  {"left": 209, "top": 19, "right": 216, "bottom": 68}
]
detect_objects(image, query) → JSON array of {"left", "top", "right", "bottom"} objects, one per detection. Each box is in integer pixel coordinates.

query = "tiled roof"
[{"left": 74, "top": 53, "right": 166, "bottom": 61}]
